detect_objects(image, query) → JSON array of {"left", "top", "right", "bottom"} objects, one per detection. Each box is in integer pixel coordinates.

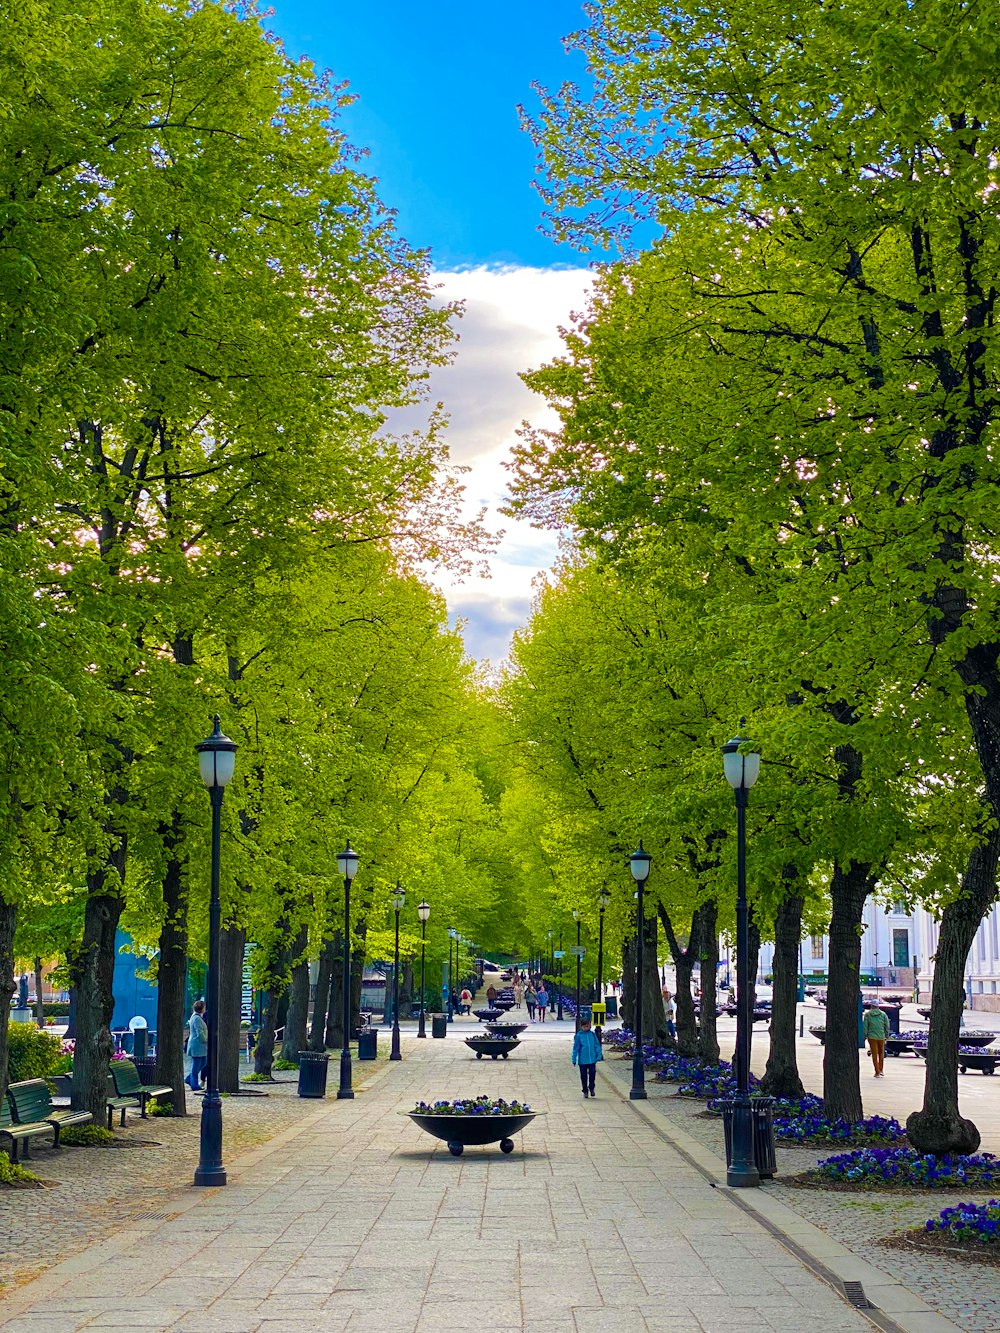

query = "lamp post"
[
  {"left": 390, "top": 883, "right": 405, "bottom": 1060},
  {"left": 629, "top": 843, "right": 651, "bottom": 1099},
  {"left": 547, "top": 930, "right": 553, "bottom": 982},
  {"left": 193, "top": 715, "right": 237, "bottom": 1188},
  {"left": 417, "top": 900, "right": 430, "bottom": 1037},
  {"left": 597, "top": 889, "right": 609, "bottom": 1009},
  {"left": 447, "top": 929, "right": 456, "bottom": 1020},
  {"left": 573, "top": 910, "right": 582, "bottom": 1030},
  {"left": 557, "top": 932, "right": 564, "bottom": 1021},
  {"left": 336, "top": 840, "right": 359, "bottom": 1100},
  {"left": 723, "top": 724, "right": 762, "bottom": 1187}
]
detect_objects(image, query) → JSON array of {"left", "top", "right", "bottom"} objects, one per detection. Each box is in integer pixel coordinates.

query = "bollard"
[{"left": 799, "top": 1014, "right": 804, "bottom": 1037}]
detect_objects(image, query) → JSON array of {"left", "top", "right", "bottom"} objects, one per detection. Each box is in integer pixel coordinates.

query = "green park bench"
[
  {"left": 1, "top": 1094, "right": 55, "bottom": 1162},
  {"left": 7, "top": 1079, "right": 92, "bottom": 1145},
  {"left": 110, "top": 1059, "right": 172, "bottom": 1117}
]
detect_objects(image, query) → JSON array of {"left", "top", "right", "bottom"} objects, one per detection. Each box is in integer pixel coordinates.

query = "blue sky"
[{"left": 266, "top": 1, "right": 592, "bottom": 268}]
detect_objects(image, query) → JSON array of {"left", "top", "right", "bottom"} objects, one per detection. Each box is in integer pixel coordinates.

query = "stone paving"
[
  {"left": 601, "top": 1010, "right": 1000, "bottom": 1333},
  {"left": 0, "top": 1023, "right": 876, "bottom": 1333}
]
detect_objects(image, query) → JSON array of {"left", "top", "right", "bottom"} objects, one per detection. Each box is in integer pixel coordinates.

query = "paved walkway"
[{"left": 0, "top": 1027, "right": 874, "bottom": 1333}]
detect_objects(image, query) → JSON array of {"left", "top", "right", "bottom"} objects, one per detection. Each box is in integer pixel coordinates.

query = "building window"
[
  {"left": 892, "top": 899, "right": 907, "bottom": 916},
  {"left": 811, "top": 934, "right": 824, "bottom": 961},
  {"left": 892, "top": 929, "right": 910, "bottom": 968}
]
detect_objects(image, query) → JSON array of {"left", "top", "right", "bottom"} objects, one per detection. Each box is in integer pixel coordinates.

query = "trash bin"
[
  {"left": 721, "top": 1097, "right": 776, "bottom": 1179},
  {"left": 297, "top": 1050, "right": 330, "bottom": 1098},
  {"left": 431, "top": 1013, "right": 448, "bottom": 1039},
  {"left": 131, "top": 1055, "right": 160, "bottom": 1086},
  {"left": 605, "top": 994, "right": 619, "bottom": 1017},
  {"left": 358, "top": 1029, "right": 378, "bottom": 1060},
  {"left": 879, "top": 1003, "right": 901, "bottom": 1035}
]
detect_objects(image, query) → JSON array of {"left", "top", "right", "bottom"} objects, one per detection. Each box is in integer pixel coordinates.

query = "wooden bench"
[
  {"left": 7, "top": 1079, "right": 93, "bottom": 1145},
  {"left": 0, "top": 1094, "right": 54, "bottom": 1162},
  {"left": 110, "top": 1059, "right": 172, "bottom": 1116}
]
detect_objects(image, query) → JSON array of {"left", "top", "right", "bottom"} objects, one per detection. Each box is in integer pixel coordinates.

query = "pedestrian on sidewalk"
[
  {"left": 459, "top": 987, "right": 473, "bottom": 1015},
  {"left": 572, "top": 1016, "right": 603, "bottom": 1097},
  {"left": 514, "top": 979, "right": 524, "bottom": 1008},
  {"left": 863, "top": 1002, "right": 889, "bottom": 1076},
  {"left": 186, "top": 999, "right": 208, "bottom": 1091},
  {"left": 661, "top": 986, "right": 676, "bottom": 1039},
  {"left": 536, "top": 984, "right": 549, "bottom": 1022},
  {"left": 525, "top": 982, "right": 537, "bottom": 1021}
]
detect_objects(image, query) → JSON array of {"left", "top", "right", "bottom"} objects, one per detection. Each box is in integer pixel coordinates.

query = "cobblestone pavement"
[
  {"left": 603, "top": 1029, "right": 1000, "bottom": 1333},
  {"left": 0, "top": 1026, "right": 875, "bottom": 1333}
]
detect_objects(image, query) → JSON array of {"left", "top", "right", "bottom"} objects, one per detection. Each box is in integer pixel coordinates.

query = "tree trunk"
[
  {"left": 325, "top": 933, "right": 344, "bottom": 1049},
  {"left": 154, "top": 844, "right": 188, "bottom": 1115},
  {"left": 641, "top": 914, "right": 667, "bottom": 1045},
  {"left": 0, "top": 894, "right": 16, "bottom": 1099},
  {"left": 70, "top": 890, "right": 125, "bottom": 1123},
  {"left": 822, "top": 861, "right": 875, "bottom": 1121},
  {"left": 350, "top": 944, "right": 365, "bottom": 1036},
  {"left": 33, "top": 956, "right": 44, "bottom": 1027},
  {"left": 697, "top": 900, "right": 720, "bottom": 1064},
  {"left": 309, "top": 938, "right": 335, "bottom": 1050},
  {"left": 66, "top": 986, "right": 77, "bottom": 1040},
  {"left": 218, "top": 924, "right": 246, "bottom": 1093},
  {"left": 659, "top": 904, "right": 699, "bottom": 1057},
  {"left": 254, "top": 990, "right": 277, "bottom": 1076},
  {"left": 401, "top": 958, "right": 414, "bottom": 1013},
  {"left": 762, "top": 890, "right": 806, "bottom": 1098},
  {"left": 908, "top": 821, "right": 1000, "bottom": 1154},
  {"left": 280, "top": 927, "right": 310, "bottom": 1064},
  {"left": 620, "top": 939, "right": 635, "bottom": 1031}
]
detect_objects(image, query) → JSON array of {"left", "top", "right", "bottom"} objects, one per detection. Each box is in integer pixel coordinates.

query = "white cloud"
[{"left": 396, "top": 264, "right": 593, "bottom": 664}]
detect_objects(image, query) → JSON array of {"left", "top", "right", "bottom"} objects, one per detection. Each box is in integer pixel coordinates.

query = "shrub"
[
  {"left": 272, "top": 1059, "right": 298, "bottom": 1071},
  {"left": 59, "top": 1125, "right": 115, "bottom": 1147},
  {"left": 144, "top": 1098, "right": 174, "bottom": 1117},
  {"left": 7, "top": 1025, "right": 62, "bottom": 1082},
  {"left": 807, "top": 1148, "right": 1000, "bottom": 1189},
  {"left": 0, "top": 1154, "right": 40, "bottom": 1188}
]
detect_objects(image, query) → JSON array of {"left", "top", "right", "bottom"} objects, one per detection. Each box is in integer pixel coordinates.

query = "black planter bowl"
[
  {"left": 473, "top": 1008, "right": 503, "bottom": 1022},
  {"left": 492, "top": 999, "right": 516, "bottom": 1011},
  {"left": 408, "top": 1110, "right": 537, "bottom": 1156},
  {"left": 465, "top": 1036, "right": 521, "bottom": 1060},
  {"left": 960, "top": 1050, "right": 999, "bottom": 1074},
  {"left": 957, "top": 1032, "right": 997, "bottom": 1048},
  {"left": 485, "top": 1023, "right": 527, "bottom": 1038}
]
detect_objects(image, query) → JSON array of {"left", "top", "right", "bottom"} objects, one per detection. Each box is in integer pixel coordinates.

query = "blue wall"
[{"left": 110, "top": 930, "right": 159, "bottom": 1031}]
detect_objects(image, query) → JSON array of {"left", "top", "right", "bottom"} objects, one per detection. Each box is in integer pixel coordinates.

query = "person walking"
[
  {"left": 525, "top": 982, "right": 537, "bottom": 1022},
  {"left": 459, "top": 986, "right": 473, "bottom": 1015},
  {"left": 572, "top": 1016, "right": 604, "bottom": 1097},
  {"left": 514, "top": 979, "right": 525, "bottom": 1009},
  {"left": 186, "top": 999, "right": 208, "bottom": 1092},
  {"left": 486, "top": 983, "right": 497, "bottom": 1004},
  {"left": 661, "top": 986, "right": 676, "bottom": 1040},
  {"left": 863, "top": 1002, "right": 890, "bottom": 1076},
  {"left": 536, "top": 983, "right": 549, "bottom": 1022}
]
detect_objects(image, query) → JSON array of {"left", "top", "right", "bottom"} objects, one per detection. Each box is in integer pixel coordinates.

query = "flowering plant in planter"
[
  {"left": 806, "top": 1148, "right": 1000, "bottom": 1189},
  {"left": 925, "top": 1200, "right": 1000, "bottom": 1242},
  {"left": 412, "top": 1097, "right": 531, "bottom": 1116}
]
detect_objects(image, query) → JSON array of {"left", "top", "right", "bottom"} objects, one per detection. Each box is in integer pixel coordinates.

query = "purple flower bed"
[
  {"left": 809, "top": 1148, "right": 1000, "bottom": 1189},
  {"left": 776, "top": 1113, "right": 906, "bottom": 1146},
  {"left": 925, "top": 1200, "right": 1000, "bottom": 1242}
]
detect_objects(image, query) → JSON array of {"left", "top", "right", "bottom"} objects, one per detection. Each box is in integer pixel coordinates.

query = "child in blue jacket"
[{"left": 571, "top": 1017, "right": 603, "bottom": 1097}]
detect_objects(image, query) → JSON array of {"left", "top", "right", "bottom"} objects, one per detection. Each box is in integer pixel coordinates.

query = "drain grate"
[
  {"left": 843, "top": 1280, "right": 872, "bottom": 1309},
  {"left": 131, "top": 1210, "right": 177, "bottom": 1221}
]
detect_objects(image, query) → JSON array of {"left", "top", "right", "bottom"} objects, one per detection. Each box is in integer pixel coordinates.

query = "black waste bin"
[
  {"left": 358, "top": 1029, "right": 378, "bottom": 1060},
  {"left": 878, "top": 1003, "right": 901, "bottom": 1035},
  {"left": 131, "top": 1055, "right": 160, "bottom": 1087},
  {"left": 297, "top": 1050, "right": 330, "bottom": 1098},
  {"left": 431, "top": 1013, "right": 448, "bottom": 1039},
  {"left": 721, "top": 1097, "right": 776, "bottom": 1179},
  {"left": 605, "top": 994, "right": 619, "bottom": 1017}
]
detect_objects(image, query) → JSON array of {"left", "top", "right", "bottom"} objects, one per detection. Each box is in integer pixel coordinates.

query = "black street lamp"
[
  {"left": 573, "top": 910, "right": 582, "bottom": 1030},
  {"left": 336, "top": 840, "right": 359, "bottom": 1100},
  {"left": 556, "top": 932, "right": 564, "bottom": 1021},
  {"left": 597, "top": 888, "right": 610, "bottom": 1011},
  {"left": 417, "top": 900, "right": 430, "bottom": 1037},
  {"left": 547, "top": 930, "right": 553, "bottom": 982},
  {"left": 447, "top": 929, "right": 456, "bottom": 1020},
  {"left": 390, "top": 883, "right": 405, "bottom": 1061},
  {"left": 193, "top": 715, "right": 237, "bottom": 1187},
  {"left": 629, "top": 842, "right": 651, "bottom": 1100},
  {"left": 723, "top": 724, "right": 762, "bottom": 1187}
]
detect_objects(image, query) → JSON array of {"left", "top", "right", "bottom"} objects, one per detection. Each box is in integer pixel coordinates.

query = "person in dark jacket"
[{"left": 571, "top": 1017, "right": 604, "bottom": 1097}]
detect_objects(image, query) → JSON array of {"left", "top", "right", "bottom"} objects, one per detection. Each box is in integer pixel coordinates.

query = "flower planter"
[
  {"left": 492, "top": 998, "right": 516, "bottom": 1011},
  {"left": 472, "top": 1008, "right": 503, "bottom": 1022},
  {"left": 485, "top": 1023, "right": 527, "bottom": 1038},
  {"left": 958, "top": 1051, "right": 998, "bottom": 1075},
  {"left": 408, "top": 1109, "right": 537, "bottom": 1156},
  {"left": 465, "top": 1036, "right": 521, "bottom": 1060}
]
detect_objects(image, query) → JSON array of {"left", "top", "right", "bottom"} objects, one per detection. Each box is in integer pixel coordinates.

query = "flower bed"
[
  {"left": 412, "top": 1096, "right": 531, "bottom": 1116},
  {"left": 926, "top": 1200, "right": 1000, "bottom": 1242},
  {"left": 775, "top": 1113, "right": 906, "bottom": 1147},
  {"left": 800, "top": 1148, "right": 1000, "bottom": 1190}
]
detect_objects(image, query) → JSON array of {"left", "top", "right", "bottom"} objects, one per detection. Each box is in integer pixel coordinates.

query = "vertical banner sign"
[{"left": 241, "top": 943, "right": 254, "bottom": 1025}]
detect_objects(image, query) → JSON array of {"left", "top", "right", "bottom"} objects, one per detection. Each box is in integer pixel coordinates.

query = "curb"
[{"left": 597, "top": 1063, "right": 962, "bottom": 1333}]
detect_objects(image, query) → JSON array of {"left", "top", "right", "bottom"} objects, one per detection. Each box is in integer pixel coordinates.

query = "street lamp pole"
[
  {"left": 629, "top": 843, "right": 651, "bottom": 1099},
  {"left": 417, "top": 901, "right": 429, "bottom": 1037},
  {"left": 597, "top": 889, "right": 609, "bottom": 1009},
  {"left": 723, "top": 724, "right": 761, "bottom": 1187},
  {"left": 193, "top": 715, "right": 237, "bottom": 1188},
  {"left": 557, "top": 932, "right": 564, "bottom": 1021},
  {"left": 447, "top": 929, "right": 456, "bottom": 1021},
  {"left": 336, "top": 841, "right": 359, "bottom": 1100},
  {"left": 390, "top": 884, "right": 405, "bottom": 1060},
  {"left": 573, "top": 910, "right": 582, "bottom": 1030}
]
